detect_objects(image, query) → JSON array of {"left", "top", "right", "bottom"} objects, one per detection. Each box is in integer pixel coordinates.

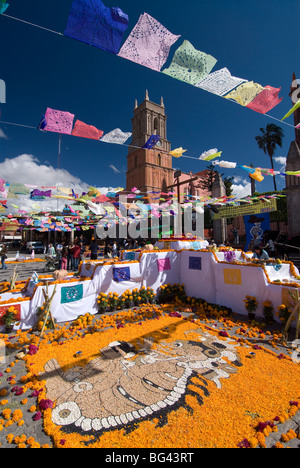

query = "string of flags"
[
  {"left": 37, "top": 105, "right": 293, "bottom": 184},
  {"left": 37, "top": 106, "right": 223, "bottom": 163},
  {"left": 0, "top": 96, "right": 293, "bottom": 196},
  {"left": 0, "top": 1, "right": 8, "bottom": 15},
  {"left": 0, "top": 0, "right": 297, "bottom": 228},
  {"left": 2, "top": 0, "right": 299, "bottom": 125},
  {"left": 0, "top": 188, "right": 287, "bottom": 233}
]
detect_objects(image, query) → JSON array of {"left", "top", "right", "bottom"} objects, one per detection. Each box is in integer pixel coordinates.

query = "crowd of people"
[
  {"left": 42, "top": 236, "right": 148, "bottom": 272},
  {"left": 0, "top": 231, "right": 279, "bottom": 273},
  {"left": 44, "top": 236, "right": 93, "bottom": 271},
  {"left": 208, "top": 232, "right": 276, "bottom": 261},
  {"left": 246, "top": 233, "right": 276, "bottom": 261}
]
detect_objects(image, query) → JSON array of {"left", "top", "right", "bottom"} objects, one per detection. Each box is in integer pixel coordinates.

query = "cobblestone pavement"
[
  {"left": 0, "top": 254, "right": 93, "bottom": 281},
  {"left": 0, "top": 308, "right": 299, "bottom": 449}
]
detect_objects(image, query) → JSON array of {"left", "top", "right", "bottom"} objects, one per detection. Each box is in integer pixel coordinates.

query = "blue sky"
[{"left": 0, "top": 0, "right": 299, "bottom": 202}]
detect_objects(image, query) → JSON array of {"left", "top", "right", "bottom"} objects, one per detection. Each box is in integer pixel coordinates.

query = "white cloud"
[
  {"left": 274, "top": 156, "right": 287, "bottom": 174},
  {"left": 231, "top": 180, "right": 251, "bottom": 199},
  {"left": 0, "top": 154, "right": 87, "bottom": 188},
  {"left": 274, "top": 156, "right": 287, "bottom": 166},
  {"left": 0, "top": 128, "right": 8, "bottom": 139},
  {"left": 0, "top": 154, "right": 124, "bottom": 214},
  {"left": 109, "top": 164, "right": 121, "bottom": 174}
]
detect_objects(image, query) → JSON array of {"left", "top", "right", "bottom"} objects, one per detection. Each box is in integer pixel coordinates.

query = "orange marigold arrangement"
[{"left": 0, "top": 283, "right": 300, "bottom": 449}]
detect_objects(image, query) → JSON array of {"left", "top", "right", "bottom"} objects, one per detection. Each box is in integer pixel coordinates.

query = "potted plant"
[
  {"left": 145, "top": 287, "right": 155, "bottom": 304},
  {"left": 108, "top": 292, "right": 120, "bottom": 312},
  {"left": 157, "top": 284, "right": 172, "bottom": 304},
  {"left": 276, "top": 304, "right": 291, "bottom": 327},
  {"left": 97, "top": 293, "right": 109, "bottom": 314},
  {"left": 243, "top": 295, "right": 258, "bottom": 321},
  {"left": 262, "top": 300, "right": 274, "bottom": 323},
  {"left": 2, "top": 306, "right": 19, "bottom": 333},
  {"left": 131, "top": 288, "right": 142, "bottom": 307},
  {"left": 120, "top": 290, "right": 134, "bottom": 309}
]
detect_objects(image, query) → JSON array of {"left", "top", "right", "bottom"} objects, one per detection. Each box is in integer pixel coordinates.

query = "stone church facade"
[
  {"left": 126, "top": 91, "right": 210, "bottom": 200},
  {"left": 126, "top": 91, "right": 173, "bottom": 194}
]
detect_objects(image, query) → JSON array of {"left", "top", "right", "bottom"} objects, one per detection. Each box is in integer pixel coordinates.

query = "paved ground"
[
  {"left": 0, "top": 254, "right": 299, "bottom": 448},
  {"left": 0, "top": 255, "right": 48, "bottom": 282},
  {"left": 0, "top": 252, "right": 104, "bottom": 282},
  {"left": 0, "top": 307, "right": 299, "bottom": 449}
]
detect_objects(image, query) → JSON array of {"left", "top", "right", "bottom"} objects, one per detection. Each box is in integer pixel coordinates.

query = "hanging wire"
[
  {"left": 1, "top": 13, "right": 63, "bottom": 36},
  {"left": 0, "top": 118, "right": 288, "bottom": 173},
  {"left": 1, "top": 11, "right": 298, "bottom": 133}
]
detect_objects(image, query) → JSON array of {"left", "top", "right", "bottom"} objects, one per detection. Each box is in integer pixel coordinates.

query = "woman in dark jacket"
[{"left": 1, "top": 244, "right": 8, "bottom": 270}]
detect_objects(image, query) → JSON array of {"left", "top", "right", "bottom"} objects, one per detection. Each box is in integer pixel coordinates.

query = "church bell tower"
[{"left": 126, "top": 91, "right": 173, "bottom": 194}]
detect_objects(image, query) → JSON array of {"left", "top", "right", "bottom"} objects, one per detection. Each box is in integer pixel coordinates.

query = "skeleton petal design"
[{"left": 43, "top": 330, "right": 242, "bottom": 434}]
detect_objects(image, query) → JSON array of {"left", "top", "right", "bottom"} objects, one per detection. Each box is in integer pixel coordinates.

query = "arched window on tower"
[
  {"left": 154, "top": 117, "right": 159, "bottom": 135},
  {"left": 157, "top": 154, "right": 162, "bottom": 166},
  {"left": 135, "top": 155, "right": 138, "bottom": 168}
]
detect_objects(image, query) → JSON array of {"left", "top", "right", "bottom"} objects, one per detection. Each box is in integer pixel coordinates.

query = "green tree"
[
  {"left": 196, "top": 164, "right": 233, "bottom": 197},
  {"left": 255, "top": 123, "right": 284, "bottom": 192}
]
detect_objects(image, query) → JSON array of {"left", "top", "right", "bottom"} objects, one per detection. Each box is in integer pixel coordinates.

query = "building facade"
[
  {"left": 285, "top": 73, "right": 300, "bottom": 236},
  {"left": 126, "top": 91, "right": 210, "bottom": 200},
  {"left": 126, "top": 91, "right": 173, "bottom": 194}
]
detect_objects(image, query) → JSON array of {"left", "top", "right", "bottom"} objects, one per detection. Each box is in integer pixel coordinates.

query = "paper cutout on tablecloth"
[
  {"left": 223, "top": 268, "right": 242, "bottom": 285},
  {"left": 123, "top": 251, "right": 136, "bottom": 261},
  {"left": 118, "top": 12, "right": 180, "bottom": 72},
  {"left": 113, "top": 266, "right": 131, "bottom": 282},
  {"left": 195, "top": 67, "right": 247, "bottom": 96},
  {"left": 162, "top": 40, "right": 217, "bottom": 85},
  {"left": 65, "top": 0, "right": 129, "bottom": 54},
  {"left": 157, "top": 258, "right": 171, "bottom": 272},
  {"left": 224, "top": 81, "right": 264, "bottom": 106},
  {"left": 72, "top": 119, "right": 104, "bottom": 140},
  {"left": 189, "top": 256, "right": 202, "bottom": 270},
  {"left": 224, "top": 251, "right": 236, "bottom": 262},
  {"left": 100, "top": 128, "right": 132, "bottom": 145},
  {"left": 143, "top": 134, "right": 161, "bottom": 149},
  {"left": 169, "top": 147, "right": 187, "bottom": 158},
  {"left": 281, "top": 99, "right": 300, "bottom": 121},
  {"left": 43, "top": 108, "right": 75, "bottom": 135},
  {"left": 0, "top": 1, "right": 9, "bottom": 14},
  {"left": 246, "top": 86, "right": 283, "bottom": 114},
  {"left": 61, "top": 284, "right": 84, "bottom": 303},
  {"left": 0, "top": 304, "right": 20, "bottom": 325}
]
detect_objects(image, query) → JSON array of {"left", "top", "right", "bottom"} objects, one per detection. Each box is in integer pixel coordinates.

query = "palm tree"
[{"left": 255, "top": 123, "right": 284, "bottom": 191}]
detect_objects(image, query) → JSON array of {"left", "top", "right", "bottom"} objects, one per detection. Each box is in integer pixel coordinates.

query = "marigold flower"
[
  {"left": 2, "top": 408, "right": 11, "bottom": 420},
  {"left": 6, "top": 433, "right": 14, "bottom": 444}
]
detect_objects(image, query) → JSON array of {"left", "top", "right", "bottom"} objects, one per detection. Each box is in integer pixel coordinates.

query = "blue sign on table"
[
  {"left": 113, "top": 266, "right": 131, "bottom": 282},
  {"left": 189, "top": 256, "right": 202, "bottom": 270}
]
